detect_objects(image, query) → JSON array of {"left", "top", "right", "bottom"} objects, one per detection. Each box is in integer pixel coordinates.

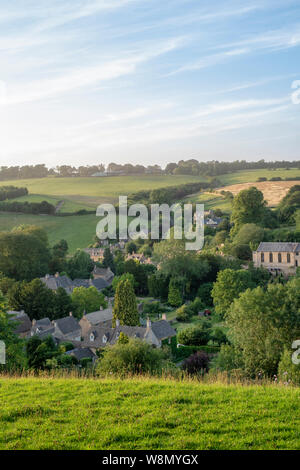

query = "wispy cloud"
[
  {"left": 2, "top": 36, "right": 184, "bottom": 105},
  {"left": 169, "top": 24, "right": 300, "bottom": 75}
]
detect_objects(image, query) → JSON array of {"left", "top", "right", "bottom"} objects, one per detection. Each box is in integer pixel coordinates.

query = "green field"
[
  {"left": 0, "top": 213, "right": 98, "bottom": 253},
  {"left": 183, "top": 192, "right": 232, "bottom": 213},
  {"left": 1, "top": 174, "right": 207, "bottom": 206},
  {"left": 218, "top": 168, "right": 300, "bottom": 185},
  {"left": 8, "top": 194, "right": 95, "bottom": 213},
  {"left": 0, "top": 377, "right": 299, "bottom": 450},
  {"left": 1, "top": 169, "right": 299, "bottom": 251}
]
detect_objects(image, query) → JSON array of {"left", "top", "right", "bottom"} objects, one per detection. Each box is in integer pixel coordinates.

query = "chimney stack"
[
  {"left": 32, "top": 319, "right": 36, "bottom": 326},
  {"left": 100, "top": 305, "right": 103, "bottom": 311},
  {"left": 162, "top": 313, "right": 167, "bottom": 320},
  {"left": 116, "top": 318, "right": 120, "bottom": 328},
  {"left": 146, "top": 317, "right": 151, "bottom": 329},
  {"left": 55, "top": 272, "right": 59, "bottom": 278},
  {"left": 69, "top": 312, "right": 73, "bottom": 316}
]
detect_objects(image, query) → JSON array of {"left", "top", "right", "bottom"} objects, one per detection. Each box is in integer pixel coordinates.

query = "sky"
[{"left": 0, "top": 0, "right": 299, "bottom": 168}]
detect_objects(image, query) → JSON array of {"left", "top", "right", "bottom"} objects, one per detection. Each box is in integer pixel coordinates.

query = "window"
[
  {"left": 278, "top": 253, "right": 282, "bottom": 263},
  {"left": 261, "top": 253, "right": 264, "bottom": 262},
  {"left": 269, "top": 253, "right": 273, "bottom": 262},
  {"left": 287, "top": 253, "right": 291, "bottom": 263}
]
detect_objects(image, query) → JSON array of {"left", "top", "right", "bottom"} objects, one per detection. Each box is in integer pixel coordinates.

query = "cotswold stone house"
[
  {"left": 40, "top": 271, "right": 110, "bottom": 293},
  {"left": 79, "top": 306, "right": 113, "bottom": 337},
  {"left": 77, "top": 316, "right": 176, "bottom": 352},
  {"left": 253, "top": 242, "right": 300, "bottom": 276}
]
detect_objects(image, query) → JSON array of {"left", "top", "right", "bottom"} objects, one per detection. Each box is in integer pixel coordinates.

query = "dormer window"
[
  {"left": 90, "top": 333, "right": 95, "bottom": 342},
  {"left": 102, "top": 335, "right": 107, "bottom": 344}
]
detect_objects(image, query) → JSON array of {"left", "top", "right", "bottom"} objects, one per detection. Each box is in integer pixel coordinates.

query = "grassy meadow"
[
  {"left": 0, "top": 376, "right": 299, "bottom": 450},
  {"left": 0, "top": 174, "right": 207, "bottom": 206},
  {"left": 183, "top": 192, "right": 233, "bottom": 213},
  {"left": 218, "top": 168, "right": 300, "bottom": 185},
  {"left": 0, "top": 212, "right": 98, "bottom": 253}
]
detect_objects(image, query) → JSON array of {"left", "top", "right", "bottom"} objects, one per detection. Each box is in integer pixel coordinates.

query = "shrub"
[
  {"left": 211, "top": 344, "right": 244, "bottom": 372},
  {"left": 187, "top": 297, "right": 205, "bottom": 316},
  {"left": 230, "top": 244, "right": 252, "bottom": 260},
  {"left": 278, "top": 348, "right": 300, "bottom": 386},
  {"left": 96, "top": 338, "right": 166, "bottom": 375},
  {"left": 182, "top": 351, "right": 210, "bottom": 375},
  {"left": 197, "top": 282, "right": 213, "bottom": 306},
  {"left": 175, "top": 305, "right": 191, "bottom": 322},
  {"left": 177, "top": 324, "right": 210, "bottom": 346},
  {"left": 211, "top": 327, "right": 228, "bottom": 346}
]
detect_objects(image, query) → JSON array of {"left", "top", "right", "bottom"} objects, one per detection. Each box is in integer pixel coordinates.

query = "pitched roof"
[
  {"left": 40, "top": 275, "right": 73, "bottom": 291},
  {"left": 256, "top": 242, "right": 300, "bottom": 252},
  {"left": 66, "top": 347, "right": 96, "bottom": 361},
  {"left": 35, "top": 318, "right": 51, "bottom": 328},
  {"left": 83, "top": 307, "right": 113, "bottom": 325},
  {"left": 7, "top": 311, "right": 32, "bottom": 334},
  {"left": 55, "top": 316, "right": 80, "bottom": 335},
  {"left": 150, "top": 320, "right": 176, "bottom": 340}
]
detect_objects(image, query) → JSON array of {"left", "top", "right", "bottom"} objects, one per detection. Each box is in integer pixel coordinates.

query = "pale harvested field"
[{"left": 217, "top": 180, "right": 299, "bottom": 206}]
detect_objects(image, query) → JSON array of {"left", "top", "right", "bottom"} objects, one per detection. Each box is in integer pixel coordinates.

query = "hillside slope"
[{"left": 0, "top": 377, "right": 299, "bottom": 450}]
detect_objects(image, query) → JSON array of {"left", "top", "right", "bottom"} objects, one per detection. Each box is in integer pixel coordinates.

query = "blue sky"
[{"left": 0, "top": 0, "right": 299, "bottom": 167}]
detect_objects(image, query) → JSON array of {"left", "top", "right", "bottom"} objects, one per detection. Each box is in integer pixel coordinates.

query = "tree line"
[
  {"left": 1, "top": 159, "right": 300, "bottom": 180},
  {"left": 0, "top": 185, "right": 28, "bottom": 200}
]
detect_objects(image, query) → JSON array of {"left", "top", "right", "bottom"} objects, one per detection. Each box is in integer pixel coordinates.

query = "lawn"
[
  {"left": 0, "top": 376, "right": 299, "bottom": 450},
  {"left": 0, "top": 213, "right": 98, "bottom": 253}
]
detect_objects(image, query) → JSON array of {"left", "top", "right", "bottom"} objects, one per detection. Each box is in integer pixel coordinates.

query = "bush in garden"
[
  {"left": 177, "top": 324, "right": 210, "bottom": 346},
  {"left": 175, "top": 305, "right": 191, "bottom": 322},
  {"left": 182, "top": 351, "right": 210, "bottom": 375}
]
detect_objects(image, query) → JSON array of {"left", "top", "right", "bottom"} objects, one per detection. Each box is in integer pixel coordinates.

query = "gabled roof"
[
  {"left": 82, "top": 307, "right": 113, "bottom": 325},
  {"left": 55, "top": 316, "right": 80, "bottom": 335},
  {"left": 150, "top": 320, "right": 176, "bottom": 340},
  {"left": 40, "top": 275, "right": 73, "bottom": 291},
  {"left": 256, "top": 242, "right": 300, "bottom": 252},
  {"left": 7, "top": 311, "right": 32, "bottom": 334},
  {"left": 35, "top": 318, "right": 51, "bottom": 328},
  {"left": 66, "top": 347, "right": 96, "bottom": 361}
]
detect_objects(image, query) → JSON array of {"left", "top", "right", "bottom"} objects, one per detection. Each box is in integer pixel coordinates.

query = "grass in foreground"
[{"left": 0, "top": 376, "right": 299, "bottom": 450}]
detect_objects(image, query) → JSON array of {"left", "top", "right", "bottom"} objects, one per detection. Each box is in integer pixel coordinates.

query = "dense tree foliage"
[
  {"left": 0, "top": 226, "right": 51, "bottom": 281},
  {"left": 0, "top": 186, "right": 28, "bottom": 200},
  {"left": 0, "top": 293, "right": 25, "bottom": 370},
  {"left": 113, "top": 279, "right": 139, "bottom": 326},
  {"left": 226, "top": 278, "right": 300, "bottom": 376},
  {"left": 71, "top": 286, "right": 106, "bottom": 317},
  {"left": 66, "top": 250, "right": 94, "bottom": 279}
]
